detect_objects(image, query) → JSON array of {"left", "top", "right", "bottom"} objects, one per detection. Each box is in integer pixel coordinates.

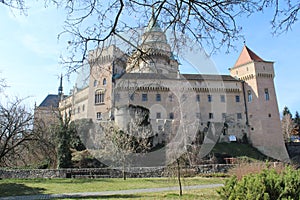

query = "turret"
[
  {"left": 58, "top": 74, "right": 63, "bottom": 101},
  {"left": 126, "top": 9, "right": 179, "bottom": 74}
]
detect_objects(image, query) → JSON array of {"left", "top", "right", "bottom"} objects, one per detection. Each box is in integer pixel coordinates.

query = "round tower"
[{"left": 126, "top": 11, "right": 179, "bottom": 75}]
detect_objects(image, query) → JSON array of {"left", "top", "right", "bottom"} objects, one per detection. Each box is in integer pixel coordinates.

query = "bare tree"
[
  {"left": 2, "top": 1, "right": 299, "bottom": 73},
  {"left": 101, "top": 106, "right": 152, "bottom": 180},
  {"left": 0, "top": 98, "right": 34, "bottom": 166},
  {"left": 0, "top": 73, "right": 7, "bottom": 93},
  {"left": 0, "top": 0, "right": 26, "bottom": 13},
  {"left": 281, "top": 113, "right": 296, "bottom": 142},
  {"left": 49, "top": 0, "right": 300, "bottom": 73}
]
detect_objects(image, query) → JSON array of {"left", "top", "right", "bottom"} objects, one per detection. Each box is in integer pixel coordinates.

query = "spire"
[
  {"left": 145, "top": 6, "right": 162, "bottom": 33},
  {"left": 233, "top": 45, "right": 265, "bottom": 68},
  {"left": 58, "top": 74, "right": 63, "bottom": 100},
  {"left": 142, "top": 7, "right": 167, "bottom": 44}
]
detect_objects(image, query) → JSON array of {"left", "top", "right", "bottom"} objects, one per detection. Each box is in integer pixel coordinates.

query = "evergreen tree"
[
  {"left": 294, "top": 111, "right": 300, "bottom": 126},
  {"left": 55, "top": 115, "right": 75, "bottom": 169},
  {"left": 283, "top": 106, "right": 292, "bottom": 118}
]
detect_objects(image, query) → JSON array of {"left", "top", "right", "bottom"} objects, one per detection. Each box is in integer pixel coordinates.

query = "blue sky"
[{"left": 0, "top": 2, "right": 299, "bottom": 115}]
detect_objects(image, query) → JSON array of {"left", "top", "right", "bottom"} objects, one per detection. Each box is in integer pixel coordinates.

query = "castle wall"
[{"left": 114, "top": 76, "right": 248, "bottom": 141}]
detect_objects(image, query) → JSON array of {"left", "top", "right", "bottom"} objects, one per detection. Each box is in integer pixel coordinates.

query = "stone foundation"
[{"left": 0, "top": 165, "right": 234, "bottom": 179}]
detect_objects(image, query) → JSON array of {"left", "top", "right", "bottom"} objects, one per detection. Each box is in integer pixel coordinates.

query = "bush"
[
  {"left": 218, "top": 166, "right": 300, "bottom": 200},
  {"left": 228, "top": 161, "right": 285, "bottom": 180}
]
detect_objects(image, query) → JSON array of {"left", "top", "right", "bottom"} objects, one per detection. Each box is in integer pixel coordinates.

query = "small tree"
[
  {"left": 281, "top": 113, "right": 295, "bottom": 142},
  {"left": 0, "top": 98, "right": 34, "bottom": 166},
  {"left": 54, "top": 114, "right": 77, "bottom": 169},
  {"left": 103, "top": 111, "right": 152, "bottom": 180},
  {"left": 283, "top": 106, "right": 292, "bottom": 118}
]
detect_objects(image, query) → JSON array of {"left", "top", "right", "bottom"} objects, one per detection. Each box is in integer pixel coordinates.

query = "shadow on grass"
[
  {"left": 62, "top": 194, "right": 142, "bottom": 199},
  {"left": 0, "top": 183, "right": 46, "bottom": 197}
]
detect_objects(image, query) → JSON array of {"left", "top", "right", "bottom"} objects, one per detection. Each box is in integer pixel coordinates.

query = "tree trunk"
[
  {"left": 123, "top": 161, "right": 126, "bottom": 180},
  {"left": 176, "top": 159, "right": 182, "bottom": 196}
]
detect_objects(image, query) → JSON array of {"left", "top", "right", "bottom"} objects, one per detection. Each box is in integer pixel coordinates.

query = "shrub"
[
  {"left": 229, "top": 161, "right": 285, "bottom": 180},
  {"left": 218, "top": 166, "right": 300, "bottom": 200}
]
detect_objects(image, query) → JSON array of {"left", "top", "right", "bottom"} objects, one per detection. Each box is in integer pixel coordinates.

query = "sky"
[{"left": 0, "top": 2, "right": 299, "bottom": 115}]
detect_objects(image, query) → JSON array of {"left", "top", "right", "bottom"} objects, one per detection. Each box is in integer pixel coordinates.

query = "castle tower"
[
  {"left": 230, "top": 45, "right": 289, "bottom": 161},
  {"left": 126, "top": 10, "right": 179, "bottom": 74}
]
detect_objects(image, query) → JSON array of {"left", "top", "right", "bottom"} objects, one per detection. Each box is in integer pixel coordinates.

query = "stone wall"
[
  {"left": 286, "top": 143, "right": 300, "bottom": 165},
  {"left": 0, "top": 164, "right": 234, "bottom": 179}
]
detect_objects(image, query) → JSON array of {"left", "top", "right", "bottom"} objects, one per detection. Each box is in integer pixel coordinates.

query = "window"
[
  {"left": 169, "top": 94, "right": 173, "bottom": 102},
  {"left": 156, "top": 112, "right": 161, "bottom": 119},
  {"left": 115, "top": 93, "right": 120, "bottom": 102},
  {"left": 247, "top": 90, "right": 252, "bottom": 102},
  {"left": 150, "top": 60, "right": 155, "bottom": 67},
  {"left": 77, "top": 107, "right": 80, "bottom": 113},
  {"left": 196, "top": 113, "right": 201, "bottom": 119},
  {"left": 82, "top": 104, "right": 85, "bottom": 112},
  {"left": 268, "top": 113, "right": 272, "bottom": 118},
  {"left": 158, "top": 125, "right": 163, "bottom": 131},
  {"left": 156, "top": 94, "right": 161, "bottom": 102},
  {"left": 103, "top": 78, "right": 107, "bottom": 85},
  {"left": 181, "top": 94, "right": 187, "bottom": 101},
  {"left": 265, "top": 88, "right": 269, "bottom": 101},
  {"left": 222, "top": 113, "right": 226, "bottom": 119},
  {"left": 237, "top": 113, "right": 242, "bottom": 120},
  {"left": 220, "top": 95, "right": 225, "bottom": 102},
  {"left": 130, "top": 93, "right": 135, "bottom": 101},
  {"left": 235, "top": 95, "right": 240, "bottom": 103},
  {"left": 208, "top": 95, "right": 212, "bottom": 102},
  {"left": 196, "top": 94, "right": 200, "bottom": 102},
  {"left": 93, "top": 80, "right": 98, "bottom": 87},
  {"left": 95, "top": 90, "right": 105, "bottom": 104},
  {"left": 169, "top": 112, "right": 174, "bottom": 119},
  {"left": 96, "top": 112, "right": 102, "bottom": 120},
  {"left": 209, "top": 113, "right": 214, "bottom": 119},
  {"left": 142, "top": 93, "right": 148, "bottom": 101}
]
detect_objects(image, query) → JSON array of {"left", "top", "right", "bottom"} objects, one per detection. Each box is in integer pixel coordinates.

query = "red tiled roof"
[{"left": 233, "top": 45, "right": 264, "bottom": 68}]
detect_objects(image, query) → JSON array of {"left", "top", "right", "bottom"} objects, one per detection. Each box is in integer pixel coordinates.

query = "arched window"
[
  {"left": 247, "top": 90, "right": 252, "bottom": 102},
  {"left": 95, "top": 90, "right": 105, "bottom": 104},
  {"left": 93, "top": 80, "right": 98, "bottom": 87},
  {"left": 103, "top": 78, "right": 107, "bottom": 86},
  {"left": 264, "top": 88, "right": 270, "bottom": 101}
]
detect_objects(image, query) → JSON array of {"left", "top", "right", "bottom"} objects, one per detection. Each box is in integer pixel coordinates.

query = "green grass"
[
  {"left": 0, "top": 177, "right": 224, "bottom": 198},
  {"left": 59, "top": 189, "right": 221, "bottom": 199},
  {"left": 212, "top": 142, "right": 269, "bottom": 161}
]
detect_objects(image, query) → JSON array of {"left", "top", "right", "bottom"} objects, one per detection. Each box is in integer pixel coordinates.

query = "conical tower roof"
[
  {"left": 233, "top": 45, "right": 265, "bottom": 68},
  {"left": 144, "top": 8, "right": 162, "bottom": 33},
  {"left": 141, "top": 8, "right": 168, "bottom": 44}
]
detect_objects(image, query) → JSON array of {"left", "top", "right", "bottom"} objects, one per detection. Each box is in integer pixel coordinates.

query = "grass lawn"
[
  {"left": 60, "top": 189, "right": 221, "bottom": 199},
  {"left": 0, "top": 177, "right": 224, "bottom": 199},
  {"left": 212, "top": 142, "right": 269, "bottom": 161}
]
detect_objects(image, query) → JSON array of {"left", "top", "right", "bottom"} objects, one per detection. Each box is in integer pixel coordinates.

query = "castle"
[{"left": 35, "top": 14, "right": 289, "bottom": 162}]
